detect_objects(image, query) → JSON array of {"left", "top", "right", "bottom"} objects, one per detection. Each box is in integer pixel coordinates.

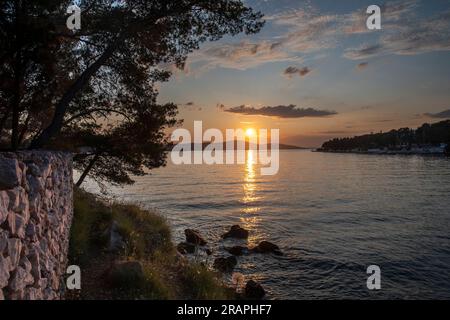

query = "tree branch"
[
  {"left": 29, "top": 42, "right": 118, "bottom": 149},
  {"left": 63, "top": 108, "right": 131, "bottom": 126},
  {"left": 75, "top": 153, "right": 100, "bottom": 187}
]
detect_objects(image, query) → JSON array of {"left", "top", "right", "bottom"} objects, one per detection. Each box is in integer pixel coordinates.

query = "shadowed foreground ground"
[{"left": 66, "top": 189, "right": 233, "bottom": 300}]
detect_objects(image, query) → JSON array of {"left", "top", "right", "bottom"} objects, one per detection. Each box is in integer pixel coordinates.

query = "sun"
[{"left": 245, "top": 128, "right": 256, "bottom": 137}]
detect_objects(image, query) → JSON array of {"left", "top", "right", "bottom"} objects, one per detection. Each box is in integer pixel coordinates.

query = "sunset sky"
[{"left": 158, "top": 0, "right": 450, "bottom": 147}]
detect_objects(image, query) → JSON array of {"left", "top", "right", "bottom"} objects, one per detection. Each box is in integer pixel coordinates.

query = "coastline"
[{"left": 314, "top": 149, "right": 448, "bottom": 156}]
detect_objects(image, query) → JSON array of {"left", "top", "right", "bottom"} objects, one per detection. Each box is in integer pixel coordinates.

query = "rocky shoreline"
[{"left": 177, "top": 225, "right": 283, "bottom": 300}]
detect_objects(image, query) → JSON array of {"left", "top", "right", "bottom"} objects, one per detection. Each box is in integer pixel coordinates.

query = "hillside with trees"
[{"left": 320, "top": 120, "right": 450, "bottom": 155}]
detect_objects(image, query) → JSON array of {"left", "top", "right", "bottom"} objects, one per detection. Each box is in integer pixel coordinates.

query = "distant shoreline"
[
  {"left": 169, "top": 142, "right": 308, "bottom": 150},
  {"left": 314, "top": 149, "right": 448, "bottom": 156}
]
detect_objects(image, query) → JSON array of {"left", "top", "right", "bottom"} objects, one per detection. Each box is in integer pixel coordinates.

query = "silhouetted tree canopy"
[
  {"left": 0, "top": 0, "right": 264, "bottom": 185},
  {"left": 320, "top": 120, "right": 450, "bottom": 152}
]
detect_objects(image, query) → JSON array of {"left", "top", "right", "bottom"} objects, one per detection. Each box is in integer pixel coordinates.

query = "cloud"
[
  {"left": 224, "top": 104, "right": 337, "bottom": 118},
  {"left": 179, "top": 101, "right": 202, "bottom": 111},
  {"left": 344, "top": 44, "right": 384, "bottom": 60},
  {"left": 356, "top": 62, "right": 369, "bottom": 70},
  {"left": 424, "top": 109, "right": 450, "bottom": 119},
  {"left": 371, "top": 119, "right": 394, "bottom": 123},
  {"left": 186, "top": 0, "right": 450, "bottom": 72},
  {"left": 342, "top": 0, "right": 419, "bottom": 35},
  {"left": 344, "top": 3, "right": 450, "bottom": 60},
  {"left": 268, "top": 11, "right": 341, "bottom": 53},
  {"left": 189, "top": 40, "right": 303, "bottom": 71},
  {"left": 281, "top": 1, "right": 450, "bottom": 60},
  {"left": 188, "top": 7, "right": 338, "bottom": 72},
  {"left": 283, "top": 66, "right": 311, "bottom": 78}
]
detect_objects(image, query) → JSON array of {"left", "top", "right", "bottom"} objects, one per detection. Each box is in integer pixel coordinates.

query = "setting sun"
[{"left": 245, "top": 128, "right": 256, "bottom": 137}]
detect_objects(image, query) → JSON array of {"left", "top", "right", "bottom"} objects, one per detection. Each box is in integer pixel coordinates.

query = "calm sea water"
[{"left": 88, "top": 150, "right": 450, "bottom": 299}]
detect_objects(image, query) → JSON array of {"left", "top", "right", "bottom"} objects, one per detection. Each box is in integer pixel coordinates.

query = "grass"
[
  {"left": 68, "top": 188, "right": 232, "bottom": 300},
  {"left": 181, "top": 263, "right": 234, "bottom": 300},
  {"left": 107, "top": 260, "right": 174, "bottom": 300}
]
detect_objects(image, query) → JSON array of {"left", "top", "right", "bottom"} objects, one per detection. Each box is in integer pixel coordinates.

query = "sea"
[{"left": 84, "top": 150, "right": 450, "bottom": 299}]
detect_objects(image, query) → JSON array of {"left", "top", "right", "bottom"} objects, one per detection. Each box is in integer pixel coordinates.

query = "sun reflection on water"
[
  {"left": 240, "top": 149, "right": 263, "bottom": 245},
  {"left": 242, "top": 149, "right": 256, "bottom": 203}
]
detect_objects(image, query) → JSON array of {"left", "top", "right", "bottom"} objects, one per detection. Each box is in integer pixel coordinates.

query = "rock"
[
  {"left": 10, "top": 187, "right": 29, "bottom": 216},
  {"left": 8, "top": 289, "right": 25, "bottom": 300},
  {"left": 109, "top": 261, "right": 145, "bottom": 287},
  {"left": 226, "top": 246, "right": 247, "bottom": 256},
  {"left": 28, "top": 192, "right": 41, "bottom": 219},
  {"left": 0, "top": 151, "right": 73, "bottom": 299},
  {"left": 14, "top": 214, "right": 27, "bottom": 239},
  {"left": 6, "top": 188, "right": 20, "bottom": 211},
  {"left": 27, "top": 163, "right": 41, "bottom": 177},
  {"left": 222, "top": 225, "right": 249, "bottom": 239},
  {"left": 0, "top": 231, "right": 8, "bottom": 253},
  {"left": 185, "top": 229, "right": 207, "bottom": 245},
  {"left": 47, "top": 209, "right": 58, "bottom": 228},
  {"left": 50, "top": 273, "right": 59, "bottom": 290},
  {"left": 38, "top": 160, "right": 52, "bottom": 179},
  {"left": 177, "top": 242, "right": 196, "bottom": 254},
  {"left": 0, "top": 191, "right": 9, "bottom": 224},
  {"left": 107, "top": 221, "right": 126, "bottom": 253},
  {"left": 250, "top": 241, "right": 283, "bottom": 256},
  {"left": 27, "top": 246, "right": 41, "bottom": 282},
  {"left": 5, "top": 212, "right": 16, "bottom": 235},
  {"left": 5, "top": 213, "right": 26, "bottom": 239},
  {"left": 27, "top": 175, "right": 44, "bottom": 196},
  {"left": 25, "top": 223, "right": 37, "bottom": 239},
  {"left": 0, "top": 289, "right": 4, "bottom": 300},
  {"left": 45, "top": 177, "right": 53, "bottom": 189},
  {"left": 0, "top": 256, "right": 11, "bottom": 288},
  {"left": 8, "top": 266, "right": 34, "bottom": 292},
  {"left": 0, "top": 157, "right": 21, "bottom": 190},
  {"left": 0, "top": 152, "right": 73, "bottom": 299},
  {"left": 7, "top": 238, "right": 23, "bottom": 270},
  {"left": 213, "top": 256, "right": 237, "bottom": 273},
  {"left": 20, "top": 256, "right": 32, "bottom": 274},
  {"left": 39, "top": 245, "right": 56, "bottom": 272},
  {"left": 43, "top": 288, "right": 57, "bottom": 300},
  {"left": 24, "top": 287, "right": 42, "bottom": 300},
  {"left": 244, "top": 280, "right": 265, "bottom": 300}
]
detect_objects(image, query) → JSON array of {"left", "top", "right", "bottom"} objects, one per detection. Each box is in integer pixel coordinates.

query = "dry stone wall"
[{"left": 0, "top": 151, "right": 73, "bottom": 300}]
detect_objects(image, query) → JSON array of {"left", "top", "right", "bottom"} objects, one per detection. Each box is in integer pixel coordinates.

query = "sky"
[{"left": 158, "top": 0, "right": 450, "bottom": 147}]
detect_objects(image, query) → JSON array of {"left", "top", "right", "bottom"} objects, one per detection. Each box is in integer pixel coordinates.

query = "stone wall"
[{"left": 0, "top": 151, "right": 73, "bottom": 300}]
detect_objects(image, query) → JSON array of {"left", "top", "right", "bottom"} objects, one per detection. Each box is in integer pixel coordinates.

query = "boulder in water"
[
  {"left": 222, "top": 225, "right": 249, "bottom": 239},
  {"left": 184, "top": 229, "right": 207, "bottom": 245},
  {"left": 213, "top": 256, "right": 237, "bottom": 273},
  {"left": 244, "top": 280, "right": 265, "bottom": 300},
  {"left": 250, "top": 241, "right": 283, "bottom": 256},
  {"left": 226, "top": 246, "right": 247, "bottom": 256}
]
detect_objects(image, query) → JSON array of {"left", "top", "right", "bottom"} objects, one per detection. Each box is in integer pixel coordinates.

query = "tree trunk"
[
  {"left": 30, "top": 44, "right": 118, "bottom": 149},
  {"left": 0, "top": 110, "right": 10, "bottom": 138},
  {"left": 11, "top": 104, "right": 19, "bottom": 149},
  {"left": 11, "top": 1, "right": 23, "bottom": 150},
  {"left": 28, "top": 7, "right": 182, "bottom": 150},
  {"left": 17, "top": 113, "right": 30, "bottom": 145},
  {"left": 76, "top": 154, "right": 100, "bottom": 187}
]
